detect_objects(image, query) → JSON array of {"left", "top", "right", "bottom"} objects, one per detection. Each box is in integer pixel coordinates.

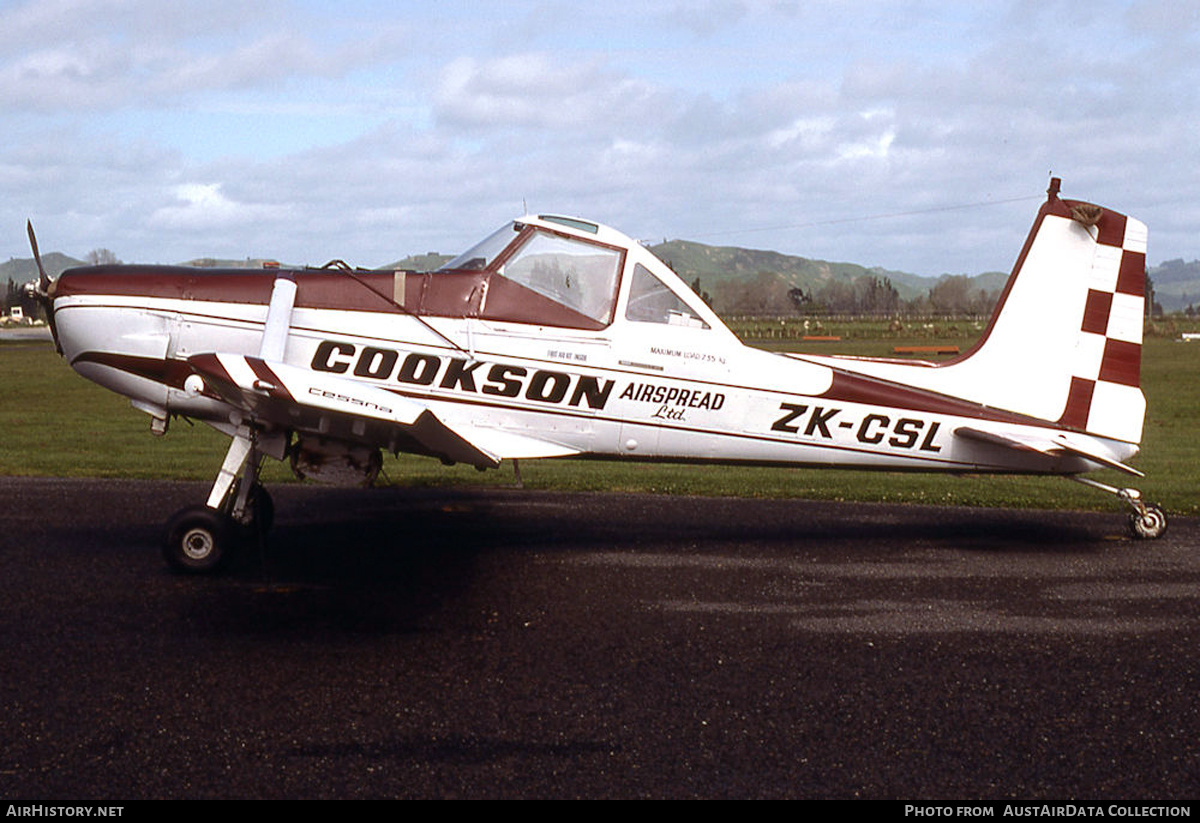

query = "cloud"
[
  {"left": 658, "top": 0, "right": 750, "bottom": 36},
  {"left": 151, "top": 183, "right": 250, "bottom": 230},
  {"left": 434, "top": 52, "right": 666, "bottom": 132},
  {"left": 0, "top": 0, "right": 397, "bottom": 111}
]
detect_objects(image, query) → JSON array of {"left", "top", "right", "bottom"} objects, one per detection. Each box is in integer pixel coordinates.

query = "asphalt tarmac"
[{"left": 1, "top": 477, "right": 1197, "bottom": 800}]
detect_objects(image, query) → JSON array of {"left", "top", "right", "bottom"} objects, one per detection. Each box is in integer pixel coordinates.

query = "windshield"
[
  {"left": 438, "top": 222, "right": 519, "bottom": 271},
  {"left": 435, "top": 221, "right": 624, "bottom": 327}
]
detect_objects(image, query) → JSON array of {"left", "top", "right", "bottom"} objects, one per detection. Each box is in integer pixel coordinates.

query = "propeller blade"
[
  {"left": 26, "top": 220, "right": 50, "bottom": 293},
  {"left": 24, "top": 219, "right": 62, "bottom": 354}
]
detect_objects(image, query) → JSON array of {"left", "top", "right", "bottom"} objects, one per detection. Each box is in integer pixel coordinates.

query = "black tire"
[
  {"left": 1128, "top": 504, "right": 1168, "bottom": 540},
  {"left": 163, "top": 505, "right": 235, "bottom": 574}
]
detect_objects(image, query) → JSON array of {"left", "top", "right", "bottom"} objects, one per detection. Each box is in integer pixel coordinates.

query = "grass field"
[{"left": 1, "top": 332, "right": 1196, "bottom": 514}]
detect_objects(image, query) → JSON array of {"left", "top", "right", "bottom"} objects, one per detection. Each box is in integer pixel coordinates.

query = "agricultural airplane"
[{"left": 26, "top": 178, "right": 1165, "bottom": 573}]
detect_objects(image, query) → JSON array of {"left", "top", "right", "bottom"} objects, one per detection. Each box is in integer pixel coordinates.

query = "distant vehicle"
[{"left": 25, "top": 178, "right": 1165, "bottom": 573}]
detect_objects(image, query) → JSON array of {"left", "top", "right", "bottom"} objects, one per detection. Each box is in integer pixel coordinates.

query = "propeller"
[{"left": 24, "top": 220, "right": 62, "bottom": 353}]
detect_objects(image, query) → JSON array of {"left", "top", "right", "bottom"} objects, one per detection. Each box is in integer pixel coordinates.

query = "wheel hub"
[{"left": 181, "top": 528, "right": 216, "bottom": 560}]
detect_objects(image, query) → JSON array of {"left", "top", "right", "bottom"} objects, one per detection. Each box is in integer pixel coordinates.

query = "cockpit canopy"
[{"left": 434, "top": 215, "right": 710, "bottom": 335}]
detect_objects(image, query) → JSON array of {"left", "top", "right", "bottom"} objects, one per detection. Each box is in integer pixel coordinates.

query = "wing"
[{"left": 185, "top": 352, "right": 581, "bottom": 467}]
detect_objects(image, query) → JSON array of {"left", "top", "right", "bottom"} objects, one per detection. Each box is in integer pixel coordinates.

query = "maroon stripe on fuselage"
[
  {"left": 72, "top": 350, "right": 193, "bottom": 389},
  {"left": 819, "top": 369, "right": 1063, "bottom": 429},
  {"left": 55, "top": 264, "right": 607, "bottom": 330},
  {"left": 56, "top": 265, "right": 389, "bottom": 310},
  {"left": 56, "top": 266, "right": 276, "bottom": 303}
]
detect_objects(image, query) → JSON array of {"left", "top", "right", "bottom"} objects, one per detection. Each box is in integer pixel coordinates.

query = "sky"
[{"left": 2, "top": 0, "right": 1197, "bottom": 277}]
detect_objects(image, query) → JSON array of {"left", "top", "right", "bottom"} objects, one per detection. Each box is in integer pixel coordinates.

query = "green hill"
[
  {"left": 382, "top": 252, "right": 454, "bottom": 272},
  {"left": 1, "top": 252, "right": 85, "bottom": 284},
  {"left": 1148, "top": 259, "right": 1200, "bottom": 312},
  {"left": 649, "top": 238, "right": 904, "bottom": 292},
  {"left": 647, "top": 239, "right": 1005, "bottom": 315}
]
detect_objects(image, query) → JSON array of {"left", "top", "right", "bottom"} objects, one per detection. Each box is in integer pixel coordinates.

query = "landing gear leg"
[
  {"left": 1072, "top": 476, "right": 1168, "bottom": 540},
  {"left": 163, "top": 427, "right": 272, "bottom": 573}
]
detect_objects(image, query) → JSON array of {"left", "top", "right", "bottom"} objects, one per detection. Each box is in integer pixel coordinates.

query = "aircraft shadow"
[{"left": 58, "top": 485, "right": 1117, "bottom": 638}]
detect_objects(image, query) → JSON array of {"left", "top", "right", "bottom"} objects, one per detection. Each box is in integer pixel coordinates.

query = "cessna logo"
[
  {"left": 308, "top": 386, "right": 392, "bottom": 415},
  {"left": 311, "top": 341, "right": 614, "bottom": 409}
]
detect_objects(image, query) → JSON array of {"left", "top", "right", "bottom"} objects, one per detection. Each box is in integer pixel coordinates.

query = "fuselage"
[{"left": 49, "top": 213, "right": 1137, "bottom": 478}]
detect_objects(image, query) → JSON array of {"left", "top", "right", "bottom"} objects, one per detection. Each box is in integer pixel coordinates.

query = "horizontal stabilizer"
[
  {"left": 1049, "top": 434, "right": 1143, "bottom": 477},
  {"left": 955, "top": 426, "right": 1142, "bottom": 476},
  {"left": 955, "top": 426, "right": 1044, "bottom": 454}
]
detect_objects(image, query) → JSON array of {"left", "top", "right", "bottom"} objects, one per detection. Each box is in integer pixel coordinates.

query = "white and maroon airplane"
[{"left": 26, "top": 178, "right": 1165, "bottom": 573}]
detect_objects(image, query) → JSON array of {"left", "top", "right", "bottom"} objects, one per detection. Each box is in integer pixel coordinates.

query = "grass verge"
[{"left": 0, "top": 336, "right": 1194, "bottom": 514}]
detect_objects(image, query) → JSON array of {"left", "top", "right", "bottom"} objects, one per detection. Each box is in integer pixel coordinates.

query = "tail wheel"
[
  {"left": 1128, "top": 505, "right": 1168, "bottom": 540},
  {"left": 163, "top": 505, "right": 235, "bottom": 574}
]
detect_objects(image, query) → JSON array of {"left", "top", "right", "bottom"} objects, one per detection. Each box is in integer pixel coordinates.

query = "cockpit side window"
[
  {"left": 624, "top": 263, "right": 710, "bottom": 329},
  {"left": 499, "top": 230, "right": 623, "bottom": 325}
]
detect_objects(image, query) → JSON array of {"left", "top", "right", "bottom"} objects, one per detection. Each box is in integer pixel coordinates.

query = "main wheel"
[
  {"left": 163, "top": 505, "right": 236, "bottom": 574},
  {"left": 1128, "top": 504, "right": 1168, "bottom": 540}
]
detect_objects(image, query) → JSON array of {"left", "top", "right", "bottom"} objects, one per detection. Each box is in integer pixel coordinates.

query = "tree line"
[{"left": 709, "top": 272, "right": 1000, "bottom": 317}]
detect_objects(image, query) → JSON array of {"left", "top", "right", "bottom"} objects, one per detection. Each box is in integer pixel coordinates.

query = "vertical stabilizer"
[{"left": 931, "top": 179, "right": 1148, "bottom": 443}]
